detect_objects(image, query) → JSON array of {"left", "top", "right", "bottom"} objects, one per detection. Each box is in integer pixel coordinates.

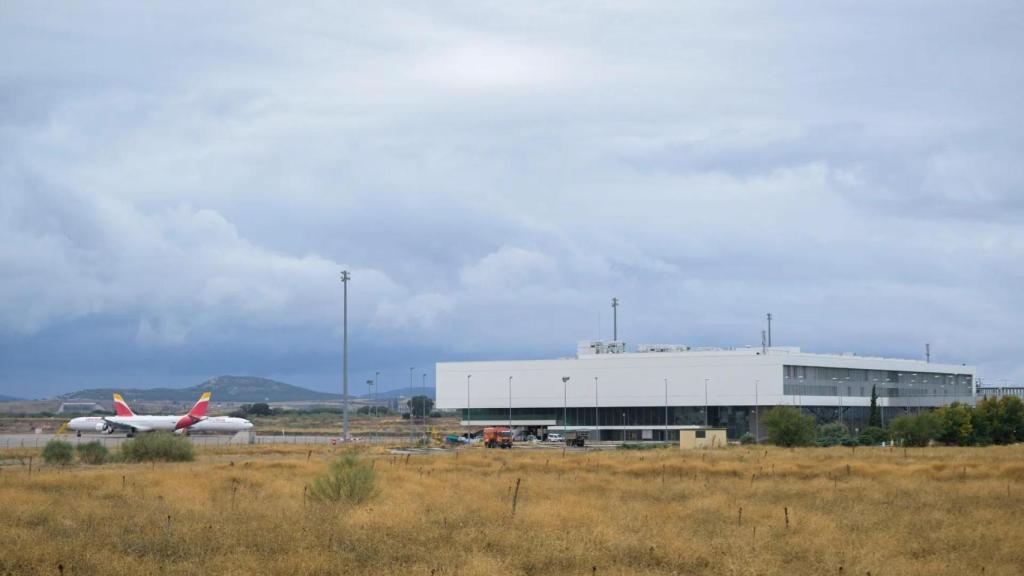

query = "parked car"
[{"left": 547, "top": 433, "right": 564, "bottom": 443}]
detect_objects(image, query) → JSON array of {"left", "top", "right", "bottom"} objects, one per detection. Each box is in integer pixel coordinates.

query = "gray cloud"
[{"left": 1, "top": 1, "right": 1022, "bottom": 397}]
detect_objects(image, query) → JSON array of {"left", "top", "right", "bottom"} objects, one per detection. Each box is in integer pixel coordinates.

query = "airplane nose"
[{"left": 245, "top": 420, "right": 254, "bottom": 429}]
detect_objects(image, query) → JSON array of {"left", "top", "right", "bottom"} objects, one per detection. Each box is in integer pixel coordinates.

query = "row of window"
[
  {"left": 783, "top": 365, "right": 971, "bottom": 385},
  {"left": 783, "top": 383, "right": 970, "bottom": 398},
  {"left": 783, "top": 365, "right": 972, "bottom": 397},
  {"left": 463, "top": 405, "right": 932, "bottom": 439}
]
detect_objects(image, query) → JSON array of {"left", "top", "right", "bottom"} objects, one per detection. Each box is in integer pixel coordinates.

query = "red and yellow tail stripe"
[
  {"left": 175, "top": 392, "right": 212, "bottom": 430},
  {"left": 113, "top": 393, "right": 135, "bottom": 417}
]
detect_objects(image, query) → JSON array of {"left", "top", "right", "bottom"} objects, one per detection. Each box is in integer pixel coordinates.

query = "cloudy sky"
[{"left": 2, "top": 2, "right": 1022, "bottom": 398}]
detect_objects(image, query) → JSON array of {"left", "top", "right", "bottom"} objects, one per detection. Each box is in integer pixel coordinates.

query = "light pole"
[
  {"left": 704, "top": 378, "right": 710, "bottom": 427},
  {"left": 421, "top": 372, "right": 427, "bottom": 437},
  {"left": 366, "top": 379, "right": 374, "bottom": 443},
  {"left": 374, "top": 371, "right": 380, "bottom": 417},
  {"left": 405, "top": 364, "right": 409, "bottom": 440},
  {"left": 832, "top": 377, "right": 844, "bottom": 427},
  {"left": 340, "top": 270, "right": 350, "bottom": 442},
  {"left": 664, "top": 378, "right": 669, "bottom": 441},
  {"left": 562, "top": 377, "right": 570, "bottom": 433},
  {"left": 754, "top": 378, "right": 760, "bottom": 443}
]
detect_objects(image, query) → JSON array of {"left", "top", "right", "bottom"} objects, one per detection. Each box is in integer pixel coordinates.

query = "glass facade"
[
  {"left": 783, "top": 365, "right": 972, "bottom": 398},
  {"left": 463, "top": 404, "right": 934, "bottom": 441}
]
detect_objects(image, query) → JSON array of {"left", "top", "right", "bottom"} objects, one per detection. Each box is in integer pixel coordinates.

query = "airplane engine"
[{"left": 95, "top": 422, "right": 111, "bottom": 433}]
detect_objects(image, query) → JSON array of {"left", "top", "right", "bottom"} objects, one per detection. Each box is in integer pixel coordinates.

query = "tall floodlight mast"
[{"left": 340, "top": 270, "right": 350, "bottom": 441}]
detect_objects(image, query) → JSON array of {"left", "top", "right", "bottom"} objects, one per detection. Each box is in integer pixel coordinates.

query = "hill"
[
  {"left": 0, "top": 394, "right": 24, "bottom": 402},
  {"left": 61, "top": 376, "right": 342, "bottom": 403},
  {"left": 363, "top": 386, "right": 435, "bottom": 400}
]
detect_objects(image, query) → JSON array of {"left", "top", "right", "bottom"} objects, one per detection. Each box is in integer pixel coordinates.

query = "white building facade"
[{"left": 435, "top": 341, "right": 976, "bottom": 441}]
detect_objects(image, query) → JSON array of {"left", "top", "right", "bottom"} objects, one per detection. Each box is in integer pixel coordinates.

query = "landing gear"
[
  {"left": 126, "top": 431, "right": 134, "bottom": 438},
  {"left": 76, "top": 431, "right": 81, "bottom": 437}
]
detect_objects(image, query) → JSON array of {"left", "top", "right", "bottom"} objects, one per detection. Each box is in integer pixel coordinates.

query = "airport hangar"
[{"left": 436, "top": 341, "right": 976, "bottom": 441}]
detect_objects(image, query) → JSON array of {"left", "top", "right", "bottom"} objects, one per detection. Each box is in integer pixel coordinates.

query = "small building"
[
  {"left": 679, "top": 427, "right": 728, "bottom": 449},
  {"left": 58, "top": 402, "right": 104, "bottom": 414}
]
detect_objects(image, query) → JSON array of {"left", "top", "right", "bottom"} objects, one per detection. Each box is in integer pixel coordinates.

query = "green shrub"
[
  {"left": 763, "top": 406, "right": 816, "bottom": 447},
  {"left": 891, "top": 411, "right": 941, "bottom": 447},
  {"left": 75, "top": 441, "right": 108, "bottom": 464},
  {"left": 936, "top": 402, "right": 974, "bottom": 446},
  {"left": 120, "top": 432, "right": 195, "bottom": 462},
  {"left": 857, "top": 426, "right": 889, "bottom": 446},
  {"left": 308, "top": 455, "right": 378, "bottom": 505},
  {"left": 42, "top": 439, "right": 75, "bottom": 465},
  {"left": 816, "top": 423, "right": 850, "bottom": 447},
  {"left": 739, "top": 432, "right": 757, "bottom": 445}
]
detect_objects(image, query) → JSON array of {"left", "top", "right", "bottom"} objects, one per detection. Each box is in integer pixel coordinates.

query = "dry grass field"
[{"left": 2, "top": 443, "right": 1023, "bottom": 575}]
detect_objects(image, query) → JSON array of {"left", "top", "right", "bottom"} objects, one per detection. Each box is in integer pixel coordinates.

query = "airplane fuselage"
[{"left": 67, "top": 415, "right": 252, "bottom": 435}]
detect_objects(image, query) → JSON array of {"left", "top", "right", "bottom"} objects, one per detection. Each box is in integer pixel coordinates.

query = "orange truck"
[{"left": 483, "top": 426, "right": 514, "bottom": 449}]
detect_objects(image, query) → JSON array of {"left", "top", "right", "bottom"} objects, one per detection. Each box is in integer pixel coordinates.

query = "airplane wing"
[{"left": 100, "top": 417, "right": 152, "bottom": 433}]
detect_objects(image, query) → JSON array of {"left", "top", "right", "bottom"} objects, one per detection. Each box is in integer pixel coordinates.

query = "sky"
[{"left": 2, "top": 1, "right": 1022, "bottom": 398}]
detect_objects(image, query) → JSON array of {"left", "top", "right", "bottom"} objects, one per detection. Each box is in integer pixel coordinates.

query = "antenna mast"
[{"left": 611, "top": 297, "right": 619, "bottom": 341}]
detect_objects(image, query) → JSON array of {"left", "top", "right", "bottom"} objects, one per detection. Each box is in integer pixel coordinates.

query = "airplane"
[{"left": 67, "top": 393, "right": 253, "bottom": 437}]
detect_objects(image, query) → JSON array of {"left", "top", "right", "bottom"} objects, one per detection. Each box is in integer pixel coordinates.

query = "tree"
[
  {"left": 857, "top": 426, "right": 889, "bottom": 446},
  {"left": 762, "top": 406, "right": 816, "bottom": 447},
  {"left": 816, "top": 422, "right": 850, "bottom": 447},
  {"left": 976, "top": 396, "right": 1024, "bottom": 445},
  {"left": 890, "top": 411, "right": 941, "bottom": 447},
  {"left": 997, "top": 396, "right": 1024, "bottom": 443},
  {"left": 936, "top": 402, "right": 974, "bottom": 446},
  {"left": 231, "top": 402, "right": 274, "bottom": 417},
  {"left": 972, "top": 397, "right": 996, "bottom": 445},
  {"left": 868, "top": 385, "right": 882, "bottom": 428},
  {"left": 247, "top": 402, "right": 274, "bottom": 416},
  {"left": 407, "top": 396, "right": 434, "bottom": 419}
]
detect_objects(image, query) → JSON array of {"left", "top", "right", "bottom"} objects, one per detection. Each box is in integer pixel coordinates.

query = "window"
[{"left": 696, "top": 430, "right": 706, "bottom": 439}]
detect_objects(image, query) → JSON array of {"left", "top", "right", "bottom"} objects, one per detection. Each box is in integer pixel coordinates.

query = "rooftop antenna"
[
  {"left": 926, "top": 343, "right": 931, "bottom": 363},
  {"left": 761, "top": 330, "right": 767, "bottom": 355},
  {"left": 766, "top": 312, "right": 772, "bottom": 348},
  {"left": 612, "top": 297, "right": 619, "bottom": 342}
]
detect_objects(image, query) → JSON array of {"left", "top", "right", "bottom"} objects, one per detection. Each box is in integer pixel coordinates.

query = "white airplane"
[{"left": 67, "top": 393, "right": 253, "bottom": 437}]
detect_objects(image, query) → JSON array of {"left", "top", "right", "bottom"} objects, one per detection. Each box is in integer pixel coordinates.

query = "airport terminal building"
[{"left": 435, "top": 341, "right": 976, "bottom": 441}]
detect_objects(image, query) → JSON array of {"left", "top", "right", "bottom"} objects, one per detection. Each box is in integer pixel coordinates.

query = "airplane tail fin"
[
  {"left": 113, "top": 393, "right": 135, "bottom": 417},
  {"left": 188, "top": 392, "right": 211, "bottom": 419}
]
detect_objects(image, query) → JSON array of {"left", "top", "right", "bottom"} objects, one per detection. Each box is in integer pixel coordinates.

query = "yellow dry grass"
[{"left": 2, "top": 444, "right": 1023, "bottom": 575}]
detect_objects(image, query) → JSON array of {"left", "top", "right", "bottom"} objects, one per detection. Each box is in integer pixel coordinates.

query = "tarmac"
[
  {"left": 0, "top": 432, "right": 397, "bottom": 450},
  {"left": 0, "top": 433, "right": 626, "bottom": 451}
]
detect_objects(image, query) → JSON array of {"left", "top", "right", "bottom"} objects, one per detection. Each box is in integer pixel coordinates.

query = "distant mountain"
[
  {"left": 361, "top": 386, "right": 435, "bottom": 400},
  {"left": 61, "top": 376, "right": 342, "bottom": 403},
  {"left": 0, "top": 394, "right": 24, "bottom": 402}
]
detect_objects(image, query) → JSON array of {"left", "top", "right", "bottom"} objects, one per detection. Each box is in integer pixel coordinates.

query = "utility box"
[{"left": 679, "top": 428, "right": 727, "bottom": 449}]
